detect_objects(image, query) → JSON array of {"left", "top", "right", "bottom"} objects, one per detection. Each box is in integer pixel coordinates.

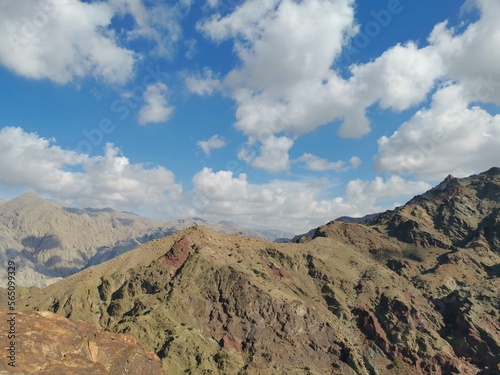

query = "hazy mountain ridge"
[
  {"left": 18, "top": 168, "right": 500, "bottom": 374},
  {"left": 0, "top": 194, "right": 295, "bottom": 287}
]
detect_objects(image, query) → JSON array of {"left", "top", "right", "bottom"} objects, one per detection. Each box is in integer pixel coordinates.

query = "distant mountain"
[
  {"left": 0, "top": 194, "right": 295, "bottom": 287},
  {"left": 0, "top": 193, "right": 166, "bottom": 287},
  {"left": 208, "top": 220, "right": 295, "bottom": 241}
]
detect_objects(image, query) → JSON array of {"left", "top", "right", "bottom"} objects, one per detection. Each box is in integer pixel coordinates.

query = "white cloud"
[
  {"left": 194, "top": 0, "right": 500, "bottom": 173},
  {"left": 429, "top": 0, "right": 500, "bottom": 104},
  {"left": 110, "top": 0, "right": 192, "bottom": 59},
  {"left": 0, "top": 0, "right": 193, "bottom": 84},
  {"left": 196, "top": 0, "right": 360, "bottom": 172},
  {"left": 346, "top": 176, "right": 432, "bottom": 205},
  {"left": 190, "top": 167, "right": 431, "bottom": 232},
  {"left": 0, "top": 126, "right": 183, "bottom": 213},
  {"left": 197, "top": 134, "right": 227, "bottom": 155},
  {"left": 138, "top": 83, "right": 174, "bottom": 125},
  {"left": 350, "top": 156, "right": 362, "bottom": 169},
  {"left": 0, "top": 0, "right": 136, "bottom": 84},
  {"left": 206, "top": 0, "right": 219, "bottom": 8},
  {"left": 295, "top": 153, "right": 345, "bottom": 172},
  {"left": 294, "top": 154, "right": 362, "bottom": 172},
  {"left": 185, "top": 68, "right": 221, "bottom": 95},
  {"left": 0, "top": 126, "right": 437, "bottom": 233},
  {"left": 196, "top": 0, "right": 446, "bottom": 170},
  {"left": 349, "top": 42, "right": 445, "bottom": 112},
  {"left": 375, "top": 83, "right": 500, "bottom": 180},
  {"left": 245, "top": 135, "right": 295, "bottom": 173},
  {"left": 184, "top": 38, "right": 197, "bottom": 59}
]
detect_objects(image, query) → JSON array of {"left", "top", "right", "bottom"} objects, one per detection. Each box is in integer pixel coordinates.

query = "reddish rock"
[
  {"left": 222, "top": 334, "right": 243, "bottom": 352},
  {"left": 354, "top": 307, "right": 391, "bottom": 354},
  {"left": 164, "top": 237, "right": 192, "bottom": 269},
  {"left": 262, "top": 259, "right": 290, "bottom": 279},
  {"left": 0, "top": 309, "right": 162, "bottom": 375}
]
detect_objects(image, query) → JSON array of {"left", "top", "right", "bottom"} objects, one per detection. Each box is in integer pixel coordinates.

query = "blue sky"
[{"left": 0, "top": 0, "right": 499, "bottom": 233}]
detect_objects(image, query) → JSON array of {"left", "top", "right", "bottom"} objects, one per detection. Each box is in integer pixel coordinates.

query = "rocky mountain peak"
[
  {"left": 3, "top": 192, "right": 54, "bottom": 210},
  {"left": 482, "top": 166, "right": 500, "bottom": 176},
  {"left": 374, "top": 168, "right": 500, "bottom": 251}
]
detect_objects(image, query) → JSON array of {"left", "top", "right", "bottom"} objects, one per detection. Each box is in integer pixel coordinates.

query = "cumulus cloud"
[
  {"left": 185, "top": 68, "right": 221, "bottom": 95},
  {"left": 349, "top": 42, "right": 445, "bottom": 112},
  {"left": 138, "top": 83, "right": 174, "bottom": 125},
  {"left": 295, "top": 153, "right": 346, "bottom": 172},
  {"left": 350, "top": 156, "right": 362, "bottom": 169},
  {"left": 0, "top": 126, "right": 435, "bottom": 232},
  {"left": 0, "top": 126, "right": 183, "bottom": 213},
  {"left": 429, "top": 0, "right": 500, "bottom": 104},
  {"left": 197, "top": 134, "right": 227, "bottom": 155},
  {"left": 111, "top": 0, "right": 192, "bottom": 59},
  {"left": 346, "top": 176, "right": 432, "bottom": 206},
  {"left": 0, "top": 0, "right": 192, "bottom": 84},
  {"left": 195, "top": 0, "right": 360, "bottom": 171},
  {"left": 375, "top": 83, "right": 500, "bottom": 180},
  {"left": 193, "top": 0, "right": 500, "bottom": 173},
  {"left": 241, "top": 135, "right": 295, "bottom": 173},
  {"left": 190, "top": 167, "right": 431, "bottom": 232},
  {"left": 0, "top": 0, "right": 136, "bottom": 84}
]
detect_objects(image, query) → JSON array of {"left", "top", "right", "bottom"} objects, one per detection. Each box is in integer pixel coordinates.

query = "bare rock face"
[
  {"left": 374, "top": 167, "right": 500, "bottom": 252},
  {"left": 0, "top": 309, "right": 162, "bottom": 374}
]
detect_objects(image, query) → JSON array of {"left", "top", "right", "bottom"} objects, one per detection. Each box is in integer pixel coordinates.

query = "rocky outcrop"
[
  {"left": 374, "top": 167, "right": 500, "bottom": 252},
  {"left": 0, "top": 309, "right": 162, "bottom": 374}
]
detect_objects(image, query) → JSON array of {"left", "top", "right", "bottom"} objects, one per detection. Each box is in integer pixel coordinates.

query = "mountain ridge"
[
  {"left": 0, "top": 194, "right": 295, "bottom": 287},
  {"left": 372, "top": 167, "right": 500, "bottom": 252}
]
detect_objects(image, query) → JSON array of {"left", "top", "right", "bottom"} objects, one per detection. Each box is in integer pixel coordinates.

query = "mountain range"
[
  {"left": 1, "top": 167, "right": 499, "bottom": 374},
  {"left": 0, "top": 194, "right": 294, "bottom": 287}
]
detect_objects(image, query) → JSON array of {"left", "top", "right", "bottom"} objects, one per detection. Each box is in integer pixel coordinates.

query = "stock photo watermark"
[
  {"left": 5, "top": 261, "right": 17, "bottom": 368},
  {"left": 341, "top": 0, "right": 412, "bottom": 65}
]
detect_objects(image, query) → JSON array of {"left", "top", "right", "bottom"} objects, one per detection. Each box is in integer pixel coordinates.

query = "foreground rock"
[{"left": 0, "top": 309, "right": 162, "bottom": 374}]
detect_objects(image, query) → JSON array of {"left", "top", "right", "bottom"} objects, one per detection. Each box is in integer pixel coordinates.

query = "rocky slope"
[
  {"left": 18, "top": 227, "right": 498, "bottom": 373},
  {"left": 0, "top": 194, "right": 294, "bottom": 287},
  {"left": 0, "top": 309, "right": 162, "bottom": 374},
  {"left": 374, "top": 167, "right": 500, "bottom": 252}
]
